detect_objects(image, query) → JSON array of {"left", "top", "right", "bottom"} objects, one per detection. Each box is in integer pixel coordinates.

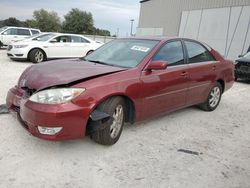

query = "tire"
[
  {"left": 199, "top": 82, "right": 222, "bottom": 112},
  {"left": 29, "top": 49, "right": 45, "bottom": 63},
  {"left": 90, "top": 96, "right": 125, "bottom": 145}
]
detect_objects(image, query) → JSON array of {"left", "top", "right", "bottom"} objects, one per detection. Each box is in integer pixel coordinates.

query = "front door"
[{"left": 140, "top": 40, "right": 189, "bottom": 118}]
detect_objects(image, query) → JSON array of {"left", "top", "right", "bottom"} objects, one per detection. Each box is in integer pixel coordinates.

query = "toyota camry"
[{"left": 6, "top": 37, "right": 234, "bottom": 145}]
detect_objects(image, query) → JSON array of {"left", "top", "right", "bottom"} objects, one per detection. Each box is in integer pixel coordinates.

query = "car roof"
[
  {"left": 4, "top": 26, "right": 40, "bottom": 31},
  {"left": 120, "top": 36, "right": 177, "bottom": 41},
  {"left": 117, "top": 36, "right": 213, "bottom": 51}
]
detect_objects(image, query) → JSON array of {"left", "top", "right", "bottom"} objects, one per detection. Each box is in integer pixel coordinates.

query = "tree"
[
  {"left": 93, "top": 28, "right": 111, "bottom": 36},
  {"left": 1, "top": 17, "right": 24, "bottom": 27},
  {"left": 32, "top": 9, "right": 61, "bottom": 32},
  {"left": 62, "top": 8, "right": 94, "bottom": 34},
  {"left": 24, "top": 19, "right": 37, "bottom": 28}
]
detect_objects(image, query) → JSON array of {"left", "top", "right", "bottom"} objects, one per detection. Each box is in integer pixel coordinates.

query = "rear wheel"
[
  {"left": 29, "top": 49, "right": 45, "bottom": 63},
  {"left": 90, "top": 97, "right": 125, "bottom": 145},
  {"left": 199, "top": 82, "right": 222, "bottom": 111}
]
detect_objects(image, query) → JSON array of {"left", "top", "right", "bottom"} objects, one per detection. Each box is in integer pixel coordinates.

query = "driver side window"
[{"left": 153, "top": 41, "right": 185, "bottom": 66}]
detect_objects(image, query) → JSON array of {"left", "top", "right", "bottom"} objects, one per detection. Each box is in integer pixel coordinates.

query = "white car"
[
  {"left": 7, "top": 33, "right": 104, "bottom": 63},
  {"left": 0, "top": 26, "right": 41, "bottom": 47}
]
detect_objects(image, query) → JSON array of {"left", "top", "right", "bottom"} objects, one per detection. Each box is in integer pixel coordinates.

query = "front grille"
[{"left": 7, "top": 45, "right": 13, "bottom": 51}]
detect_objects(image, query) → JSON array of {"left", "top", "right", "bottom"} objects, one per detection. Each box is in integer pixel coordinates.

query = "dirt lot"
[{"left": 0, "top": 49, "right": 249, "bottom": 188}]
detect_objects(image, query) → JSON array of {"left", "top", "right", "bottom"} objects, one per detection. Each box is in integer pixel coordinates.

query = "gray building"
[{"left": 137, "top": 0, "right": 250, "bottom": 59}]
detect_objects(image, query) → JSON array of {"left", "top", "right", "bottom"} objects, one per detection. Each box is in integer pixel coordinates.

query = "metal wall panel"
[
  {"left": 178, "top": 6, "right": 250, "bottom": 60},
  {"left": 138, "top": 0, "right": 250, "bottom": 36}
]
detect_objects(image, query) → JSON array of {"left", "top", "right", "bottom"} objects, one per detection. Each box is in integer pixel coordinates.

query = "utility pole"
[{"left": 130, "top": 19, "right": 134, "bottom": 36}]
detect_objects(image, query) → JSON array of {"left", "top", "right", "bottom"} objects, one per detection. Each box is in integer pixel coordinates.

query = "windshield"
[
  {"left": 85, "top": 39, "right": 159, "bottom": 68},
  {"left": 0, "top": 26, "right": 8, "bottom": 33},
  {"left": 32, "top": 33, "right": 56, "bottom": 41},
  {"left": 25, "top": 33, "right": 45, "bottom": 39}
]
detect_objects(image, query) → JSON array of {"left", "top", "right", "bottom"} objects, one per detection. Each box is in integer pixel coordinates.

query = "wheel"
[
  {"left": 86, "top": 50, "right": 94, "bottom": 55},
  {"left": 90, "top": 96, "right": 125, "bottom": 145},
  {"left": 29, "top": 49, "right": 45, "bottom": 63},
  {"left": 199, "top": 82, "right": 222, "bottom": 111}
]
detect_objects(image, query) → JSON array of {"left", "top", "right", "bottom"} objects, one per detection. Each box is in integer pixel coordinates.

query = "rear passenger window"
[
  {"left": 31, "top": 30, "right": 39, "bottom": 35},
  {"left": 153, "top": 41, "right": 184, "bottom": 66},
  {"left": 17, "top": 29, "right": 31, "bottom": 36},
  {"left": 54, "top": 36, "right": 71, "bottom": 43},
  {"left": 71, "top": 36, "right": 88, "bottom": 43},
  {"left": 185, "top": 41, "right": 215, "bottom": 63},
  {"left": 81, "top": 37, "right": 90, "bottom": 43}
]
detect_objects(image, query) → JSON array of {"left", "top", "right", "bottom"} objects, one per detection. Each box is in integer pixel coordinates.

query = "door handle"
[
  {"left": 180, "top": 71, "right": 188, "bottom": 77},
  {"left": 212, "top": 65, "right": 216, "bottom": 70}
]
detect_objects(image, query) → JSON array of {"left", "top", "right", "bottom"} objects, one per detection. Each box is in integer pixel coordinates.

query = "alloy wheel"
[
  {"left": 209, "top": 86, "right": 221, "bottom": 108},
  {"left": 110, "top": 105, "right": 124, "bottom": 139},
  {"left": 35, "top": 51, "right": 44, "bottom": 63}
]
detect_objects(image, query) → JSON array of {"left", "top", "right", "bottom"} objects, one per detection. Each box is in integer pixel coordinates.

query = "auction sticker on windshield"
[{"left": 131, "top": 46, "right": 150, "bottom": 52}]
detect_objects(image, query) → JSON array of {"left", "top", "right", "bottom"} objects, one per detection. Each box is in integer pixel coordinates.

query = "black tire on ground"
[
  {"left": 90, "top": 96, "right": 126, "bottom": 145},
  {"left": 199, "top": 82, "right": 222, "bottom": 112},
  {"left": 29, "top": 49, "right": 45, "bottom": 63}
]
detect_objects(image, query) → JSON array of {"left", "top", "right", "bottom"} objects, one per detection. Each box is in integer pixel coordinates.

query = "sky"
[{"left": 0, "top": 0, "right": 141, "bottom": 36}]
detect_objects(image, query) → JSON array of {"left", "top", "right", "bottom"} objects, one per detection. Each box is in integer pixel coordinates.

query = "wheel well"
[
  {"left": 28, "top": 48, "right": 47, "bottom": 60},
  {"left": 95, "top": 95, "right": 135, "bottom": 123},
  {"left": 86, "top": 95, "right": 135, "bottom": 135},
  {"left": 86, "top": 50, "right": 94, "bottom": 55},
  {"left": 121, "top": 95, "right": 136, "bottom": 124},
  {"left": 217, "top": 79, "right": 225, "bottom": 93}
]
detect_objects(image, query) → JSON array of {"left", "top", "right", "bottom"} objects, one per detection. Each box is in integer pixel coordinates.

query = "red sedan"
[{"left": 6, "top": 37, "right": 234, "bottom": 145}]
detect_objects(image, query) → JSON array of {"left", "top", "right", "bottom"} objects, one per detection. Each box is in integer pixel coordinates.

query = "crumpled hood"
[{"left": 18, "top": 59, "right": 126, "bottom": 90}]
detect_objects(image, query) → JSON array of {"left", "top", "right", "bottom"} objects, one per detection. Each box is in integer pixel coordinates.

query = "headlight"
[
  {"left": 14, "top": 45, "right": 28, "bottom": 48},
  {"left": 29, "top": 88, "right": 85, "bottom": 104}
]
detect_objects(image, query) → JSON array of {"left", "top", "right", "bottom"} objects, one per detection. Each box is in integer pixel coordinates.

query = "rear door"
[
  {"left": 48, "top": 35, "right": 72, "bottom": 58},
  {"left": 70, "top": 36, "right": 91, "bottom": 57},
  {"left": 184, "top": 40, "right": 218, "bottom": 105},
  {"left": 140, "top": 40, "right": 189, "bottom": 117},
  {"left": 16, "top": 29, "right": 31, "bottom": 41}
]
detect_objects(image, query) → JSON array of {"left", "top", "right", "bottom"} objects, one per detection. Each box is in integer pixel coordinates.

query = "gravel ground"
[{"left": 0, "top": 49, "right": 250, "bottom": 188}]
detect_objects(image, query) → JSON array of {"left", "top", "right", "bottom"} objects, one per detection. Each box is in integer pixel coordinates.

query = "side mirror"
[
  {"left": 50, "top": 39, "right": 57, "bottom": 43},
  {"left": 146, "top": 60, "right": 168, "bottom": 71},
  {"left": 3, "top": 31, "right": 7, "bottom": 35},
  {"left": 238, "top": 55, "right": 243, "bottom": 58}
]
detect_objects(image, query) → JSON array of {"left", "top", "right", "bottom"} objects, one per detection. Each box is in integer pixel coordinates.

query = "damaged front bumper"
[{"left": 6, "top": 86, "right": 93, "bottom": 141}]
